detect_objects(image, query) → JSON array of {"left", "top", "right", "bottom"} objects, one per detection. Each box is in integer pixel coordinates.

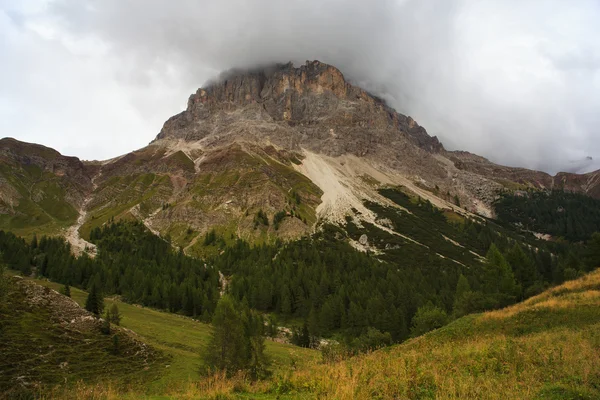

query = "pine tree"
[
  {"left": 280, "top": 286, "right": 292, "bottom": 316},
  {"left": 483, "top": 244, "right": 519, "bottom": 308},
  {"left": 505, "top": 243, "right": 537, "bottom": 298},
  {"left": 203, "top": 295, "right": 247, "bottom": 374},
  {"left": 101, "top": 309, "right": 111, "bottom": 335},
  {"left": 452, "top": 274, "right": 471, "bottom": 317},
  {"left": 109, "top": 303, "right": 122, "bottom": 325},
  {"left": 61, "top": 283, "right": 71, "bottom": 298},
  {"left": 85, "top": 281, "right": 105, "bottom": 316},
  {"left": 308, "top": 306, "right": 320, "bottom": 347},
  {"left": 244, "top": 309, "right": 271, "bottom": 379}
]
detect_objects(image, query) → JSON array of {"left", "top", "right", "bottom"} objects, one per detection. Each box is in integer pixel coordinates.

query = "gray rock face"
[{"left": 154, "top": 60, "right": 444, "bottom": 155}]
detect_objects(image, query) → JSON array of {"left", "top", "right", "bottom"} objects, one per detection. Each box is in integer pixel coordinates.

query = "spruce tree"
[
  {"left": 109, "top": 303, "right": 122, "bottom": 325},
  {"left": 101, "top": 310, "right": 111, "bottom": 334},
  {"left": 85, "top": 281, "right": 104, "bottom": 316},
  {"left": 505, "top": 243, "right": 537, "bottom": 299},
  {"left": 452, "top": 274, "right": 471, "bottom": 317},
  {"left": 244, "top": 309, "right": 271, "bottom": 379},
  {"left": 203, "top": 295, "right": 247, "bottom": 374},
  {"left": 483, "top": 244, "right": 519, "bottom": 308},
  {"left": 308, "top": 306, "right": 320, "bottom": 348},
  {"left": 61, "top": 283, "right": 71, "bottom": 298}
]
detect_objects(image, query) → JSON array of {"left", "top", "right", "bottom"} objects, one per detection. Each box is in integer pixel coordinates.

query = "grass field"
[{"left": 22, "top": 276, "right": 318, "bottom": 396}]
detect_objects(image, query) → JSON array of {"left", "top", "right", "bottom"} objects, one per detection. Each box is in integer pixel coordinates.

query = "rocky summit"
[{"left": 1, "top": 60, "right": 599, "bottom": 256}]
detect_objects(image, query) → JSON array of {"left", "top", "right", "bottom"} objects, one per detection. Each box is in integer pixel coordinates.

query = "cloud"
[{"left": 1, "top": 0, "right": 599, "bottom": 173}]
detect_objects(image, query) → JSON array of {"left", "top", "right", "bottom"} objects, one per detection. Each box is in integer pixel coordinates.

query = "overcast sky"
[{"left": 1, "top": 0, "right": 599, "bottom": 174}]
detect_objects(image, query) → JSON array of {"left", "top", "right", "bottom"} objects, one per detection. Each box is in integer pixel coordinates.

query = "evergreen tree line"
[
  {"left": 494, "top": 190, "right": 600, "bottom": 242},
  {"left": 1, "top": 219, "right": 599, "bottom": 349},
  {"left": 0, "top": 222, "right": 221, "bottom": 320},
  {"left": 213, "top": 223, "right": 600, "bottom": 346}
]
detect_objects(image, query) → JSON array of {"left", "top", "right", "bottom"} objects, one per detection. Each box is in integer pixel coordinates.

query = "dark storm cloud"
[{"left": 2, "top": 0, "right": 599, "bottom": 173}]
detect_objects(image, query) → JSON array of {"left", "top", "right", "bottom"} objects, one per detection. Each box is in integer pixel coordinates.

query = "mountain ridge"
[{"left": 1, "top": 60, "right": 600, "bottom": 252}]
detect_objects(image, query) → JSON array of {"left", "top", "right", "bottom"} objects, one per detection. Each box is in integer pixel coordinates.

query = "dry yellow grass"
[{"left": 484, "top": 268, "right": 600, "bottom": 320}]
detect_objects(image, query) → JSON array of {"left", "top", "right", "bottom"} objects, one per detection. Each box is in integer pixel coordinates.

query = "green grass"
[
  {"left": 24, "top": 276, "right": 318, "bottom": 392},
  {"left": 45, "top": 269, "right": 600, "bottom": 399},
  {"left": 80, "top": 173, "right": 173, "bottom": 239}
]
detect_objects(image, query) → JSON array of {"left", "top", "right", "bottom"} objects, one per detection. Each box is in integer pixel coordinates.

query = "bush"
[
  {"left": 253, "top": 210, "right": 269, "bottom": 228},
  {"left": 410, "top": 302, "right": 449, "bottom": 337},
  {"left": 351, "top": 328, "right": 392, "bottom": 353}
]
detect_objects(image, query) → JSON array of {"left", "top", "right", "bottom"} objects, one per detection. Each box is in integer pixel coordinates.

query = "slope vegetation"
[
  {"left": 0, "top": 276, "right": 165, "bottom": 399},
  {"left": 26, "top": 268, "right": 600, "bottom": 399},
  {"left": 281, "top": 269, "right": 600, "bottom": 399}
]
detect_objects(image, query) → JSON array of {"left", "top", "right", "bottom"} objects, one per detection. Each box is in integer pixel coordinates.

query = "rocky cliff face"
[
  {"left": 154, "top": 61, "right": 444, "bottom": 155},
  {"left": 0, "top": 138, "right": 92, "bottom": 195}
]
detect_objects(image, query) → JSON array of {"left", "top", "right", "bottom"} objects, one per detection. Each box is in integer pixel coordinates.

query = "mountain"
[
  {"left": 0, "top": 138, "right": 92, "bottom": 238},
  {"left": 1, "top": 60, "right": 600, "bottom": 254},
  {"left": 2, "top": 60, "right": 600, "bottom": 399}
]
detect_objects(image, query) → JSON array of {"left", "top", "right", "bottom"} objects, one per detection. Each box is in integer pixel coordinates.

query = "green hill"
[{"left": 0, "top": 275, "right": 166, "bottom": 399}]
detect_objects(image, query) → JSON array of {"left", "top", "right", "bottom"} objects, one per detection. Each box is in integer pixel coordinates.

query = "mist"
[{"left": 2, "top": 0, "right": 600, "bottom": 174}]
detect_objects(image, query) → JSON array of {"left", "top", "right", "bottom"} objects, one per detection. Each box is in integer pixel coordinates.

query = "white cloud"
[{"left": 1, "top": 0, "right": 599, "bottom": 173}]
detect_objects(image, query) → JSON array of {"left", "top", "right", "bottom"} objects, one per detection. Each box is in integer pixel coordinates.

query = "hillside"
[
  {"left": 0, "top": 275, "right": 166, "bottom": 398},
  {"left": 20, "top": 276, "right": 317, "bottom": 391},
  {"left": 0, "top": 138, "right": 91, "bottom": 239},
  {"left": 14, "top": 267, "right": 600, "bottom": 399},
  {"left": 277, "top": 268, "right": 600, "bottom": 399}
]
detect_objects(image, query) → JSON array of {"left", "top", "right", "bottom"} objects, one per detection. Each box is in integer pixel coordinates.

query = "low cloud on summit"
[{"left": 1, "top": 0, "right": 600, "bottom": 173}]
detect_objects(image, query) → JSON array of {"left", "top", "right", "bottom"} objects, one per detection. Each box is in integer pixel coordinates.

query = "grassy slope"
[
  {"left": 80, "top": 173, "right": 173, "bottom": 239},
  {"left": 281, "top": 269, "right": 600, "bottom": 399},
  {"left": 0, "top": 164, "right": 79, "bottom": 238},
  {"left": 27, "top": 277, "right": 318, "bottom": 394},
  {"left": 0, "top": 275, "right": 166, "bottom": 399},
  {"left": 78, "top": 146, "right": 321, "bottom": 254}
]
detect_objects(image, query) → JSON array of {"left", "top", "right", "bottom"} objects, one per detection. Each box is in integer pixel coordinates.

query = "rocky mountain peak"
[{"left": 153, "top": 60, "right": 444, "bottom": 154}]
